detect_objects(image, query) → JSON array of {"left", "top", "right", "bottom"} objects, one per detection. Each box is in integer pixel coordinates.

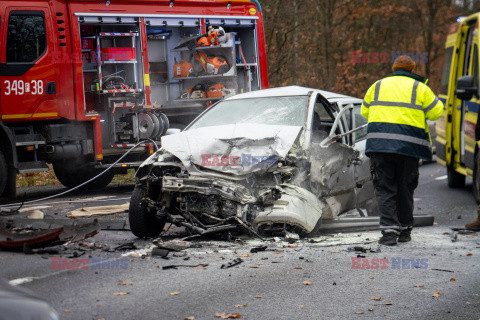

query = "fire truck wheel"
[
  {"left": 0, "top": 151, "right": 7, "bottom": 196},
  {"left": 129, "top": 184, "right": 166, "bottom": 238},
  {"left": 53, "top": 163, "right": 114, "bottom": 189},
  {"left": 473, "top": 153, "right": 480, "bottom": 204},
  {"left": 447, "top": 165, "right": 465, "bottom": 188}
]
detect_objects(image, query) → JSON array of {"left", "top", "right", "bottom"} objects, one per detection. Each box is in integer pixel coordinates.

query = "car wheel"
[
  {"left": 0, "top": 151, "right": 7, "bottom": 196},
  {"left": 53, "top": 162, "right": 114, "bottom": 189},
  {"left": 447, "top": 165, "right": 465, "bottom": 188},
  {"left": 473, "top": 153, "right": 480, "bottom": 204},
  {"left": 129, "top": 184, "right": 166, "bottom": 238}
]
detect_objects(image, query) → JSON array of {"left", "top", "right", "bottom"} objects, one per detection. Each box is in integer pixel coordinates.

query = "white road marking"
[{"left": 435, "top": 175, "right": 448, "bottom": 181}]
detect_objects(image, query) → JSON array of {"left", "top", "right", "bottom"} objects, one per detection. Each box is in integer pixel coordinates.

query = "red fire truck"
[{"left": 0, "top": 0, "right": 268, "bottom": 198}]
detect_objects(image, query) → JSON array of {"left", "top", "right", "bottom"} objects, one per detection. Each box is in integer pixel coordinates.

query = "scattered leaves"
[
  {"left": 329, "top": 250, "right": 340, "bottom": 253},
  {"left": 119, "top": 280, "right": 133, "bottom": 286},
  {"left": 466, "top": 253, "right": 473, "bottom": 256},
  {"left": 250, "top": 266, "right": 261, "bottom": 268},
  {"left": 284, "top": 244, "right": 298, "bottom": 248},
  {"left": 414, "top": 284, "right": 424, "bottom": 287},
  {"left": 64, "top": 310, "right": 71, "bottom": 313},
  {"left": 450, "top": 278, "right": 456, "bottom": 281},
  {"left": 432, "top": 292, "right": 440, "bottom": 298},
  {"left": 302, "top": 281, "right": 312, "bottom": 285},
  {"left": 381, "top": 303, "right": 392, "bottom": 306},
  {"left": 234, "top": 304, "right": 247, "bottom": 308},
  {"left": 273, "top": 252, "right": 282, "bottom": 254},
  {"left": 193, "top": 267, "right": 207, "bottom": 270},
  {"left": 368, "top": 309, "right": 373, "bottom": 312},
  {"left": 294, "top": 267, "right": 303, "bottom": 270},
  {"left": 371, "top": 297, "right": 381, "bottom": 301},
  {"left": 355, "top": 311, "right": 364, "bottom": 314},
  {"left": 185, "top": 317, "right": 195, "bottom": 320},
  {"left": 299, "top": 305, "right": 308, "bottom": 308},
  {"left": 255, "top": 296, "right": 262, "bottom": 298},
  {"left": 169, "top": 292, "right": 180, "bottom": 296},
  {"left": 238, "top": 254, "right": 250, "bottom": 257},
  {"left": 113, "top": 292, "right": 129, "bottom": 296},
  {"left": 369, "top": 276, "right": 374, "bottom": 279},
  {"left": 214, "top": 313, "right": 242, "bottom": 319}
]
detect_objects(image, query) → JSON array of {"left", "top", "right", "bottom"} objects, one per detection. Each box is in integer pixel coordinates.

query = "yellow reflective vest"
[{"left": 361, "top": 70, "right": 444, "bottom": 160}]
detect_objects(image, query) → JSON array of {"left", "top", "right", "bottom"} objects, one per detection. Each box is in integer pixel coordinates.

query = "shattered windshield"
[{"left": 187, "top": 96, "right": 309, "bottom": 130}]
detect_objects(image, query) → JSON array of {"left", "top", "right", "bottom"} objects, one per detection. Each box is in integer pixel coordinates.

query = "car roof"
[{"left": 225, "top": 85, "right": 360, "bottom": 102}]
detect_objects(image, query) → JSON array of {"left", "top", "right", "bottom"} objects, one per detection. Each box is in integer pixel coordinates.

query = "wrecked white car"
[{"left": 129, "top": 86, "right": 377, "bottom": 238}]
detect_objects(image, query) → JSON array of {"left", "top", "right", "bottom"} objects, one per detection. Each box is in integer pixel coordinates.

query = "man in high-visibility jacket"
[{"left": 361, "top": 55, "right": 444, "bottom": 245}]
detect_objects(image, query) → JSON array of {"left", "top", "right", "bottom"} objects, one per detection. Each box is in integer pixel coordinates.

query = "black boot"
[
  {"left": 379, "top": 232, "right": 397, "bottom": 246},
  {"left": 398, "top": 228, "right": 412, "bottom": 242}
]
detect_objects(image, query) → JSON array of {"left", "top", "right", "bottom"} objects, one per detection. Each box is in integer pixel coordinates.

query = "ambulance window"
[
  {"left": 439, "top": 47, "right": 453, "bottom": 95},
  {"left": 472, "top": 44, "right": 478, "bottom": 89},
  {"left": 6, "top": 12, "right": 46, "bottom": 63}
]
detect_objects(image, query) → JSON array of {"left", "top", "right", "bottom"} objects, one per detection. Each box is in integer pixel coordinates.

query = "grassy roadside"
[{"left": 16, "top": 165, "right": 136, "bottom": 187}]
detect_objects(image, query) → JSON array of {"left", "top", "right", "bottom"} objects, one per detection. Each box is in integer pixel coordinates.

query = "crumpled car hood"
[{"left": 160, "top": 123, "right": 302, "bottom": 175}]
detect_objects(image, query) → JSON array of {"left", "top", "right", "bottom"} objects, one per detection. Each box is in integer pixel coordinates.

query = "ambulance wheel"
[
  {"left": 473, "top": 153, "right": 480, "bottom": 204},
  {"left": 129, "top": 184, "right": 166, "bottom": 238},
  {"left": 0, "top": 151, "right": 7, "bottom": 196},
  {"left": 53, "top": 162, "right": 114, "bottom": 189},
  {"left": 447, "top": 165, "right": 465, "bottom": 188}
]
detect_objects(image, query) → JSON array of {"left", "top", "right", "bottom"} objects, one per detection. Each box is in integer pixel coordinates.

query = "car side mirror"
[{"left": 456, "top": 75, "right": 478, "bottom": 100}]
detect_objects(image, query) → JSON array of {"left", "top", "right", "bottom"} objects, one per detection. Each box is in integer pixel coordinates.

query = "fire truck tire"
[
  {"left": 447, "top": 165, "right": 465, "bottom": 188},
  {"left": 0, "top": 151, "right": 7, "bottom": 196},
  {"left": 129, "top": 184, "right": 166, "bottom": 238},
  {"left": 53, "top": 163, "right": 114, "bottom": 189},
  {"left": 473, "top": 153, "right": 480, "bottom": 204}
]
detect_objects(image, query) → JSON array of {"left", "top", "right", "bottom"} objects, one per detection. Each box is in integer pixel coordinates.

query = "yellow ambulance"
[{"left": 437, "top": 14, "right": 480, "bottom": 203}]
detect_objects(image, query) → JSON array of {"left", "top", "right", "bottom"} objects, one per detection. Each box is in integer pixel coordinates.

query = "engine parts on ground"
[{"left": 173, "top": 58, "right": 193, "bottom": 78}]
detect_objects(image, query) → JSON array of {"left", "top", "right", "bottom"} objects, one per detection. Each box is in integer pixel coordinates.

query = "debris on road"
[
  {"left": 151, "top": 247, "right": 169, "bottom": 258},
  {"left": 214, "top": 313, "right": 242, "bottom": 319},
  {"left": 162, "top": 263, "right": 209, "bottom": 270},
  {"left": 66, "top": 203, "right": 129, "bottom": 218},
  {"left": 0, "top": 219, "right": 100, "bottom": 250},
  {"left": 250, "top": 245, "right": 267, "bottom": 253},
  {"left": 0, "top": 223, "right": 63, "bottom": 250},
  {"left": 221, "top": 258, "right": 244, "bottom": 269},
  {"left": 27, "top": 210, "right": 45, "bottom": 220}
]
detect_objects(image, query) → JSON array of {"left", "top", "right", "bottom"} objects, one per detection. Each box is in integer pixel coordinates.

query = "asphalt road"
[{"left": 1, "top": 161, "right": 479, "bottom": 320}]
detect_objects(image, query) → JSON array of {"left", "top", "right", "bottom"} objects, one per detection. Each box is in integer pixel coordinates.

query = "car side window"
[
  {"left": 354, "top": 104, "right": 368, "bottom": 140},
  {"left": 311, "top": 97, "right": 335, "bottom": 143},
  {"left": 6, "top": 12, "right": 47, "bottom": 63}
]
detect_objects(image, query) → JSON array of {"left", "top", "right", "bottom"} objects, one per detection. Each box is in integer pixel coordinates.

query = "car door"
[
  {"left": 346, "top": 102, "right": 378, "bottom": 215},
  {"left": 307, "top": 94, "right": 357, "bottom": 218},
  {"left": 0, "top": 4, "right": 57, "bottom": 121}
]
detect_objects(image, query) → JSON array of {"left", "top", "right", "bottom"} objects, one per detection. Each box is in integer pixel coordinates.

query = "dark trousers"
[{"left": 370, "top": 153, "right": 419, "bottom": 234}]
